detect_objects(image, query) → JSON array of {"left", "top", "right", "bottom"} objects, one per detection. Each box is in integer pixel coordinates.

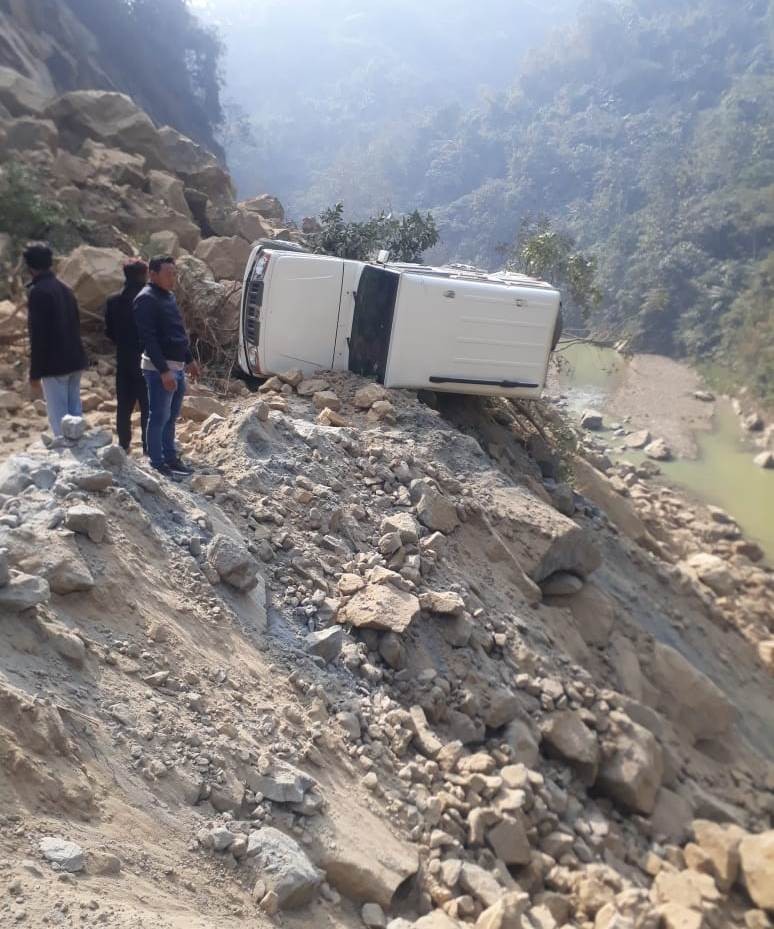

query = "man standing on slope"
[
  {"left": 24, "top": 241, "right": 88, "bottom": 438},
  {"left": 105, "top": 258, "right": 149, "bottom": 455},
  {"left": 133, "top": 255, "right": 200, "bottom": 477}
]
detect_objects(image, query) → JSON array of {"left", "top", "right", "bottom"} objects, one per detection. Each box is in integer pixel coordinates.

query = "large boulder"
[
  {"left": 340, "top": 584, "right": 420, "bottom": 634},
  {"left": 596, "top": 712, "right": 663, "bottom": 814},
  {"left": 242, "top": 194, "right": 285, "bottom": 223},
  {"left": 650, "top": 642, "right": 736, "bottom": 743},
  {"left": 738, "top": 831, "right": 774, "bottom": 911},
  {"left": 0, "top": 572, "right": 50, "bottom": 611},
  {"left": 125, "top": 205, "right": 201, "bottom": 253},
  {"left": 318, "top": 795, "right": 419, "bottom": 907},
  {"left": 690, "top": 819, "right": 747, "bottom": 892},
  {"left": 58, "top": 245, "right": 125, "bottom": 315},
  {"left": 46, "top": 91, "right": 164, "bottom": 164},
  {"left": 194, "top": 236, "right": 252, "bottom": 282},
  {"left": 157, "top": 126, "right": 234, "bottom": 203},
  {"left": 174, "top": 253, "right": 241, "bottom": 336},
  {"left": 486, "top": 485, "right": 601, "bottom": 582},
  {"left": 546, "top": 580, "right": 616, "bottom": 646},
  {"left": 0, "top": 67, "right": 50, "bottom": 116},
  {"left": 147, "top": 169, "right": 191, "bottom": 217},
  {"left": 1, "top": 117, "right": 58, "bottom": 153},
  {"left": 81, "top": 139, "right": 146, "bottom": 188},
  {"left": 245, "top": 827, "right": 321, "bottom": 908}
]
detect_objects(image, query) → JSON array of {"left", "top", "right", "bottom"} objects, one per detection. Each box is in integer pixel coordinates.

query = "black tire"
[{"left": 551, "top": 305, "right": 564, "bottom": 351}]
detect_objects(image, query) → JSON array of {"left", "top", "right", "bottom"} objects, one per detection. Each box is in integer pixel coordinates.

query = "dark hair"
[
  {"left": 123, "top": 258, "right": 148, "bottom": 283},
  {"left": 23, "top": 241, "right": 53, "bottom": 271},
  {"left": 148, "top": 255, "right": 176, "bottom": 273}
]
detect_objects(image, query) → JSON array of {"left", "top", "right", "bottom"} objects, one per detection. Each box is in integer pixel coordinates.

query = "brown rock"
[
  {"left": 739, "top": 831, "right": 774, "bottom": 911},
  {"left": 540, "top": 710, "right": 599, "bottom": 784},
  {"left": 340, "top": 584, "right": 420, "bottom": 633},
  {"left": 691, "top": 819, "right": 746, "bottom": 892}
]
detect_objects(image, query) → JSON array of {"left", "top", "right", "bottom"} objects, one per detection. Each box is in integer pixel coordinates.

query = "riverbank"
[{"left": 549, "top": 344, "right": 774, "bottom": 563}]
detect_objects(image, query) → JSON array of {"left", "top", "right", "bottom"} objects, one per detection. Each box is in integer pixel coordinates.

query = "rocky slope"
[{"left": 0, "top": 53, "right": 772, "bottom": 929}]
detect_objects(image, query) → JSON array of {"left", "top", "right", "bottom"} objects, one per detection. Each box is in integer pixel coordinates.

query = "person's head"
[
  {"left": 23, "top": 241, "right": 53, "bottom": 277},
  {"left": 123, "top": 258, "right": 148, "bottom": 288},
  {"left": 148, "top": 255, "right": 176, "bottom": 291}
]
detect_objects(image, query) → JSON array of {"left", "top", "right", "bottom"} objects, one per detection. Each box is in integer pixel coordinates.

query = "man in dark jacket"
[
  {"left": 134, "top": 255, "right": 200, "bottom": 477},
  {"left": 24, "top": 241, "right": 88, "bottom": 438},
  {"left": 105, "top": 259, "right": 149, "bottom": 454}
]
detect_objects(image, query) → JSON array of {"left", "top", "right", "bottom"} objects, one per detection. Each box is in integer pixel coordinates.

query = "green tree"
[
  {"left": 311, "top": 203, "right": 439, "bottom": 262},
  {"left": 505, "top": 216, "right": 602, "bottom": 324}
]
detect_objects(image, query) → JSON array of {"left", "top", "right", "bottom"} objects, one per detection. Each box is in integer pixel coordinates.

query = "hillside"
[
  {"left": 212, "top": 0, "right": 774, "bottom": 404},
  {"left": 0, "top": 7, "right": 773, "bottom": 928}
]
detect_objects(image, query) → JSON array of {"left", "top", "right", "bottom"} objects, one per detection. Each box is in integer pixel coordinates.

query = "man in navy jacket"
[{"left": 133, "top": 255, "right": 200, "bottom": 476}]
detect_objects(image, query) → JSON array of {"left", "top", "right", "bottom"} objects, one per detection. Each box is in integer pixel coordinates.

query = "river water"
[{"left": 553, "top": 344, "right": 774, "bottom": 562}]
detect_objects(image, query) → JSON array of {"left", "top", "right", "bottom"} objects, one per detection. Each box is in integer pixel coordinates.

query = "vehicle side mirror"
[{"left": 377, "top": 249, "right": 390, "bottom": 264}]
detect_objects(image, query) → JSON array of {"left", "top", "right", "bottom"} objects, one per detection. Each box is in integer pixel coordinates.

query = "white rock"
[{"left": 39, "top": 836, "right": 85, "bottom": 872}]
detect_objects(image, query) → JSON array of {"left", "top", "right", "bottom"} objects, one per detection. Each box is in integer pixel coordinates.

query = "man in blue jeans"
[
  {"left": 24, "top": 241, "right": 88, "bottom": 437},
  {"left": 133, "top": 255, "right": 200, "bottom": 477}
]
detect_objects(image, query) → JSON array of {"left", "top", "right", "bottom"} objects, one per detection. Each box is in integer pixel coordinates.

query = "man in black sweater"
[
  {"left": 24, "top": 241, "right": 88, "bottom": 438},
  {"left": 105, "top": 259, "right": 149, "bottom": 454},
  {"left": 134, "top": 255, "right": 200, "bottom": 477}
]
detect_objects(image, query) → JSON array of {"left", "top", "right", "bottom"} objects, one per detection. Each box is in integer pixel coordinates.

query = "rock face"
[
  {"left": 58, "top": 246, "right": 126, "bottom": 316},
  {"left": 596, "top": 712, "right": 663, "bottom": 814},
  {"left": 207, "top": 534, "right": 260, "bottom": 590},
  {"left": 650, "top": 643, "right": 736, "bottom": 742},
  {"left": 540, "top": 711, "right": 599, "bottom": 784},
  {"left": 340, "top": 583, "right": 420, "bottom": 634},
  {"left": 245, "top": 827, "right": 321, "bottom": 908},
  {"left": 738, "top": 831, "right": 774, "bottom": 911}
]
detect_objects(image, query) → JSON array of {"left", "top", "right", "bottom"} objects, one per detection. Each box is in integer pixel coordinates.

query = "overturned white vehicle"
[{"left": 237, "top": 241, "right": 562, "bottom": 399}]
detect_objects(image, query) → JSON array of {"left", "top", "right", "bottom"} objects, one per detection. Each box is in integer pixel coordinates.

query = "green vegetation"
[
  {"left": 503, "top": 217, "right": 602, "bottom": 326},
  {"left": 0, "top": 162, "right": 85, "bottom": 257},
  {"left": 311, "top": 203, "right": 439, "bottom": 262}
]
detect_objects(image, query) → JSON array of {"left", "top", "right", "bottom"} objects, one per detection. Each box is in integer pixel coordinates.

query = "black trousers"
[{"left": 116, "top": 363, "right": 149, "bottom": 453}]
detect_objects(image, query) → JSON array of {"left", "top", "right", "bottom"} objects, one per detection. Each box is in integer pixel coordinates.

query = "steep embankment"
[{"left": 0, "top": 359, "right": 772, "bottom": 929}]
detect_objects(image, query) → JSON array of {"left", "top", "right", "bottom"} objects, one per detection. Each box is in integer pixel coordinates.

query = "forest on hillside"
[{"left": 204, "top": 0, "right": 773, "bottom": 402}]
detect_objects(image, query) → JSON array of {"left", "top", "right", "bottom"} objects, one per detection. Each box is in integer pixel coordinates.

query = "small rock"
[
  {"left": 96, "top": 444, "right": 127, "bottom": 470},
  {"left": 318, "top": 407, "right": 348, "bottom": 427},
  {"left": 540, "top": 710, "right": 599, "bottom": 784},
  {"left": 340, "top": 583, "right": 420, "bottom": 634},
  {"left": 417, "top": 487, "right": 458, "bottom": 534},
  {"left": 623, "top": 429, "right": 651, "bottom": 449},
  {"left": 353, "top": 383, "right": 388, "bottom": 409},
  {"left": 486, "top": 816, "right": 531, "bottom": 865},
  {"left": 60, "top": 415, "right": 86, "bottom": 440},
  {"left": 71, "top": 468, "right": 113, "bottom": 492},
  {"left": 39, "top": 837, "right": 85, "bottom": 872},
  {"left": 581, "top": 410, "right": 604, "bottom": 430},
  {"left": 313, "top": 390, "right": 342, "bottom": 412},
  {"left": 207, "top": 534, "right": 260, "bottom": 590},
  {"left": 306, "top": 626, "right": 343, "bottom": 663},
  {"left": 753, "top": 451, "right": 774, "bottom": 469},
  {"left": 693, "top": 390, "right": 715, "bottom": 402},
  {"left": 297, "top": 378, "right": 331, "bottom": 397},
  {"left": 64, "top": 504, "right": 107, "bottom": 542},
  {"left": 419, "top": 590, "right": 465, "bottom": 615},
  {"left": 644, "top": 438, "right": 672, "bottom": 461}
]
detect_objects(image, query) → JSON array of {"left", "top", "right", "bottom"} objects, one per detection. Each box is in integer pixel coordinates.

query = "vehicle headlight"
[{"left": 247, "top": 345, "right": 259, "bottom": 370}]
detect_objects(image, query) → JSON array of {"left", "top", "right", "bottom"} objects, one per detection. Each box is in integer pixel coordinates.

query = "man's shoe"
[
  {"left": 151, "top": 463, "right": 174, "bottom": 478},
  {"left": 166, "top": 457, "right": 194, "bottom": 476}
]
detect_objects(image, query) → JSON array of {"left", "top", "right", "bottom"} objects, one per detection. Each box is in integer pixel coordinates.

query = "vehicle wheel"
[{"left": 551, "top": 306, "right": 564, "bottom": 351}]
